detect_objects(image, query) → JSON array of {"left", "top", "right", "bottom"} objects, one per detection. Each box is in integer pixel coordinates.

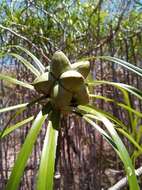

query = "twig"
[
  {"left": 30, "top": 2, "right": 64, "bottom": 32},
  {"left": 108, "top": 166, "right": 142, "bottom": 190},
  {"left": 0, "top": 24, "right": 50, "bottom": 63},
  {"left": 79, "top": 0, "right": 131, "bottom": 58}
]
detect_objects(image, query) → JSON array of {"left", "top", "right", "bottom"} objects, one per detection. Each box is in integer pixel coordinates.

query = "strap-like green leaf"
[
  {"left": 83, "top": 115, "right": 117, "bottom": 150},
  {"left": 117, "top": 128, "right": 142, "bottom": 154},
  {"left": 88, "top": 80, "right": 142, "bottom": 100},
  {"left": 10, "top": 53, "right": 40, "bottom": 77},
  {"left": 89, "top": 94, "right": 142, "bottom": 118},
  {"left": 88, "top": 105, "right": 127, "bottom": 129},
  {"left": 79, "top": 105, "right": 140, "bottom": 190},
  {"left": 85, "top": 112, "right": 142, "bottom": 162},
  {"left": 0, "top": 116, "right": 34, "bottom": 138},
  {"left": 12, "top": 45, "right": 45, "bottom": 73},
  {"left": 0, "top": 74, "right": 34, "bottom": 90},
  {"left": 0, "top": 106, "right": 28, "bottom": 138},
  {"left": 0, "top": 103, "right": 28, "bottom": 113},
  {"left": 5, "top": 111, "right": 47, "bottom": 190},
  {"left": 37, "top": 111, "right": 60, "bottom": 190},
  {"left": 100, "top": 56, "right": 142, "bottom": 77},
  {"left": 81, "top": 56, "right": 142, "bottom": 77}
]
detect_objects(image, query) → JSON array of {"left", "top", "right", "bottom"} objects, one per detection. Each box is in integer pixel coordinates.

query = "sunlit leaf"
[
  {"left": 37, "top": 111, "right": 60, "bottom": 190},
  {"left": 0, "top": 74, "right": 34, "bottom": 90},
  {"left": 88, "top": 80, "right": 142, "bottom": 100},
  {"left": 10, "top": 53, "right": 40, "bottom": 77},
  {"left": 12, "top": 45, "right": 45, "bottom": 73},
  {"left": 83, "top": 115, "right": 117, "bottom": 150},
  {"left": 0, "top": 103, "right": 28, "bottom": 114},
  {"left": 89, "top": 94, "right": 142, "bottom": 118},
  {"left": 78, "top": 105, "right": 140, "bottom": 190},
  {"left": 5, "top": 111, "right": 47, "bottom": 190},
  {"left": 0, "top": 116, "right": 34, "bottom": 138},
  {"left": 117, "top": 128, "right": 142, "bottom": 154},
  {"left": 100, "top": 56, "right": 142, "bottom": 77}
]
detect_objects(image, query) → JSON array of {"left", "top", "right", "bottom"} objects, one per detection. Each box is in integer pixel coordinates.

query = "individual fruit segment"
[
  {"left": 51, "top": 83, "right": 72, "bottom": 110},
  {"left": 73, "top": 84, "right": 89, "bottom": 105},
  {"left": 50, "top": 50, "right": 71, "bottom": 78},
  {"left": 60, "top": 70, "right": 84, "bottom": 92},
  {"left": 71, "top": 61, "right": 90, "bottom": 78},
  {"left": 33, "top": 72, "right": 54, "bottom": 95}
]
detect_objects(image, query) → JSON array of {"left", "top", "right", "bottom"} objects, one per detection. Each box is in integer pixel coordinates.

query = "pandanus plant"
[{"left": 1, "top": 46, "right": 142, "bottom": 189}]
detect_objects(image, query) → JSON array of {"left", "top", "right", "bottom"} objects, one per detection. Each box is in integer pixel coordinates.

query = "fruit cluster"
[{"left": 33, "top": 51, "right": 90, "bottom": 113}]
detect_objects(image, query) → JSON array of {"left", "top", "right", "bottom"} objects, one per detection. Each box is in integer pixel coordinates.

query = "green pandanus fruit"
[
  {"left": 33, "top": 51, "right": 90, "bottom": 113},
  {"left": 50, "top": 50, "right": 72, "bottom": 78}
]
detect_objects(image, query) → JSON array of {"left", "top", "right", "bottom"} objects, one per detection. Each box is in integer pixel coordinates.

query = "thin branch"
[
  {"left": 79, "top": 0, "right": 131, "bottom": 57},
  {"left": 29, "top": 2, "right": 64, "bottom": 32},
  {"left": 108, "top": 166, "right": 142, "bottom": 190},
  {"left": 0, "top": 24, "right": 50, "bottom": 63}
]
